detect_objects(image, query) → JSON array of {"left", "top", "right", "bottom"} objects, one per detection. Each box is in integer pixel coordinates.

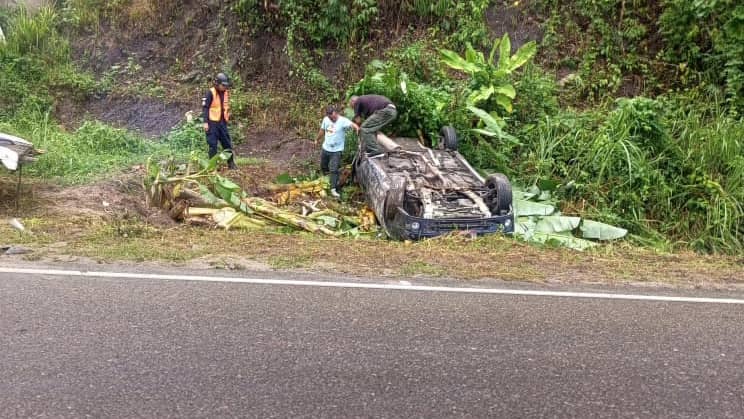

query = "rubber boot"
[{"left": 227, "top": 150, "right": 238, "bottom": 170}]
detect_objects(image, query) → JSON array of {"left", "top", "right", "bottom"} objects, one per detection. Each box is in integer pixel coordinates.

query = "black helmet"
[{"left": 215, "top": 73, "right": 231, "bottom": 87}]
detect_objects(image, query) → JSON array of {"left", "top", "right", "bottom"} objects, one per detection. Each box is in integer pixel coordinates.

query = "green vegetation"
[
  {"left": 0, "top": 7, "right": 95, "bottom": 119},
  {"left": 350, "top": 0, "right": 744, "bottom": 254},
  {"left": 2, "top": 1, "right": 742, "bottom": 255},
  {"left": 0, "top": 6, "right": 201, "bottom": 184},
  {"left": 535, "top": 0, "right": 744, "bottom": 108}
]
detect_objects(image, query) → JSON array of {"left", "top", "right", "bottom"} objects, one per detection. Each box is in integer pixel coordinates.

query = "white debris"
[{"left": 8, "top": 218, "right": 25, "bottom": 232}]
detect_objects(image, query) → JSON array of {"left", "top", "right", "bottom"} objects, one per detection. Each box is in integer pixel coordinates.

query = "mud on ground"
[{"left": 56, "top": 95, "right": 192, "bottom": 138}]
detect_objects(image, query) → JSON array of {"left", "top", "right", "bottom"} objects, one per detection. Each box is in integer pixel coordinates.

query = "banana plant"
[{"left": 440, "top": 34, "right": 537, "bottom": 113}]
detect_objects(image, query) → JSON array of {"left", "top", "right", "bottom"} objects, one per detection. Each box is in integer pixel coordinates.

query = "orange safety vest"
[{"left": 208, "top": 87, "right": 230, "bottom": 122}]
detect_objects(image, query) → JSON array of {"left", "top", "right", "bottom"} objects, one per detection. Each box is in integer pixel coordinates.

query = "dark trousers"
[
  {"left": 206, "top": 121, "right": 235, "bottom": 163},
  {"left": 320, "top": 149, "right": 342, "bottom": 190},
  {"left": 360, "top": 106, "right": 397, "bottom": 155}
]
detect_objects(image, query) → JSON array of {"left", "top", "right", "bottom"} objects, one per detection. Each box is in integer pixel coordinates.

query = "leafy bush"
[
  {"left": 512, "top": 64, "right": 559, "bottom": 127},
  {"left": 235, "top": 0, "right": 378, "bottom": 46},
  {"left": 393, "top": 0, "right": 491, "bottom": 47},
  {"left": 660, "top": 1, "right": 744, "bottom": 109},
  {"left": 441, "top": 35, "right": 537, "bottom": 116},
  {"left": 349, "top": 60, "right": 454, "bottom": 141}
]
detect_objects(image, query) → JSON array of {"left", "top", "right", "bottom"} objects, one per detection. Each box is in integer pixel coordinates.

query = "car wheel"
[
  {"left": 485, "top": 173, "right": 512, "bottom": 215},
  {"left": 385, "top": 178, "right": 407, "bottom": 221},
  {"left": 440, "top": 126, "right": 458, "bottom": 151}
]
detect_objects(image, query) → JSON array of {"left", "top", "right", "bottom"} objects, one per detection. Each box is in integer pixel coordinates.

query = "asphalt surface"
[{"left": 1, "top": 267, "right": 744, "bottom": 418}]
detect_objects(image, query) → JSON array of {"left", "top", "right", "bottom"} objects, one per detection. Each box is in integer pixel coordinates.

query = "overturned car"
[{"left": 354, "top": 127, "right": 514, "bottom": 240}]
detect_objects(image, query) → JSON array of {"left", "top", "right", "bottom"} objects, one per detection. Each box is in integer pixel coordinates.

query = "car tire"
[
  {"left": 440, "top": 126, "right": 458, "bottom": 151},
  {"left": 485, "top": 173, "right": 512, "bottom": 215},
  {"left": 385, "top": 178, "right": 407, "bottom": 221}
]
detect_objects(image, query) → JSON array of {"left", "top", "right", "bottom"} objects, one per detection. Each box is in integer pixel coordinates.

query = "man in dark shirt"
[
  {"left": 202, "top": 73, "right": 237, "bottom": 170},
  {"left": 349, "top": 95, "right": 397, "bottom": 156}
]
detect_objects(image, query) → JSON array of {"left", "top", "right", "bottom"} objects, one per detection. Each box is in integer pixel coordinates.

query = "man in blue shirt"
[{"left": 314, "top": 106, "right": 359, "bottom": 197}]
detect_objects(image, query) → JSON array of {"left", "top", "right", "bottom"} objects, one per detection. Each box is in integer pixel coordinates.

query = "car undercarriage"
[{"left": 355, "top": 128, "right": 514, "bottom": 240}]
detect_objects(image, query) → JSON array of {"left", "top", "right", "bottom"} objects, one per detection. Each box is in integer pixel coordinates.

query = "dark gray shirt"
[{"left": 353, "top": 95, "right": 393, "bottom": 119}]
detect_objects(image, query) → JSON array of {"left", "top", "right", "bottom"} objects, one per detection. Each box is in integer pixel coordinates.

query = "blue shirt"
[{"left": 321, "top": 116, "right": 353, "bottom": 153}]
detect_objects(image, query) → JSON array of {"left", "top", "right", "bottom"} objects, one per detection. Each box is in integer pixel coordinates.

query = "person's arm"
[
  {"left": 353, "top": 102, "right": 363, "bottom": 125},
  {"left": 341, "top": 117, "right": 359, "bottom": 134},
  {"left": 315, "top": 118, "right": 328, "bottom": 145},
  {"left": 314, "top": 128, "right": 324, "bottom": 145},
  {"left": 202, "top": 90, "right": 213, "bottom": 131}
]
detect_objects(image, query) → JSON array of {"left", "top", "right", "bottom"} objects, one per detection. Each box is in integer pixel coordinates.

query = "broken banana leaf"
[
  {"left": 580, "top": 220, "right": 628, "bottom": 241},
  {"left": 514, "top": 199, "right": 555, "bottom": 217},
  {"left": 242, "top": 197, "right": 341, "bottom": 236},
  {"left": 513, "top": 185, "right": 626, "bottom": 250},
  {"left": 146, "top": 153, "right": 363, "bottom": 237},
  {"left": 212, "top": 208, "right": 266, "bottom": 230},
  {"left": 535, "top": 216, "right": 581, "bottom": 233},
  {"left": 530, "top": 231, "right": 598, "bottom": 251}
]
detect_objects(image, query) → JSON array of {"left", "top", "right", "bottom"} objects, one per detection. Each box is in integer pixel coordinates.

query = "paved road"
[{"left": 1, "top": 267, "right": 743, "bottom": 418}]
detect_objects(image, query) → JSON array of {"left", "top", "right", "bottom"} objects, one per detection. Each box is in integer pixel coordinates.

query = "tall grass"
[
  {"left": 0, "top": 4, "right": 95, "bottom": 120},
  {"left": 663, "top": 93, "right": 744, "bottom": 253},
  {"left": 2, "top": 6, "right": 68, "bottom": 62},
  {"left": 516, "top": 90, "right": 743, "bottom": 254},
  {"left": 1, "top": 108, "right": 199, "bottom": 184}
]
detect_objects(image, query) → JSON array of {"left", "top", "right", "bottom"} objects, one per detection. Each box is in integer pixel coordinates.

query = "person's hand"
[{"left": 203, "top": 123, "right": 209, "bottom": 132}]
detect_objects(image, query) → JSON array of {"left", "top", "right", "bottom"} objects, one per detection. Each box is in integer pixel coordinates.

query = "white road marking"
[{"left": 1, "top": 267, "right": 743, "bottom": 304}]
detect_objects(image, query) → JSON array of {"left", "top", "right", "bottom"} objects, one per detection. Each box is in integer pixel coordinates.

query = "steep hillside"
[{"left": 61, "top": 0, "right": 516, "bottom": 134}]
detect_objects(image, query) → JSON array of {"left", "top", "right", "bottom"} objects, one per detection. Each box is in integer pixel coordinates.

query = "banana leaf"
[
  {"left": 580, "top": 220, "right": 628, "bottom": 241},
  {"left": 440, "top": 49, "right": 480, "bottom": 73},
  {"left": 514, "top": 199, "right": 555, "bottom": 217},
  {"left": 532, "top": 231, "right": 598, "bottom": 251},
  {"left": 508, "top": 41, "right": 537, "bottom": 73},
  {"left": 316, "top": 215, "right": 339, "bottom": 228},
  {"left": 467, "top": 85, "right": 495, "bottom": 105},
  {"left": 495, "top": 94, "right": 513, "bottom": 113},
  {"left": 535, "top": 216, "right": 581, "bottom": 233},
  {"left": 494, "top": 84, "right": 516, "bottom": 99},
  {"left": 468, "top": 106, "right": 505, "bottom": 129},
  {"left": 515, "top": 217, "right": 537, "bottom": 237},
  {"left": 199, "top": 184, "right": 228, "bottom": 207},
  {"left": 498, "top": 34, "right": 511, "bottom": 71},
  {"left": 275, "top": 173, "right": 294, "bottom": 184}
]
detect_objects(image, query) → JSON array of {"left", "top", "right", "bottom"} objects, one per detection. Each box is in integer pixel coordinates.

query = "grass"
[
  {"left": 269, "top": 255, "right": 313, "bottom": 270},
  {"left": 0, "top": 113, "right": 201, "bottom": 184},
  {"left": 1, "top": 215, "right": 742, "bottom": 286},
  {"left": 400, "top": 261, "right": 445, "bottom": 277},
  {"left": 514, "top": 92, "right": 744, "bottom": 255}
]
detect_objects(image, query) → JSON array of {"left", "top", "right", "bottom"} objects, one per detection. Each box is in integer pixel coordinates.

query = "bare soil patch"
[
  {"left": 487, "top": 1, "right": 544, "bottom": 48},
  {"left": 235, "top": 130, "right": 316, "bottom": 166},
  {"left": 56, "top": 95, "right": 191, "bottom": 138}
]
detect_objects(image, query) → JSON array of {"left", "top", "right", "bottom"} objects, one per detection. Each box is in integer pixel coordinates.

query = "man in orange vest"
[{"left": 202, "top": 73, "right": 237, "bottom": 170}]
